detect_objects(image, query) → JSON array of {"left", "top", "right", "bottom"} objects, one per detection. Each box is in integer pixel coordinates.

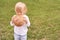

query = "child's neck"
[
  {"left": 16, "top": 12, "right": 26, "bottom": 16},
  {"left": 16, "top": 13, "right": 23, "bottom": 15}
]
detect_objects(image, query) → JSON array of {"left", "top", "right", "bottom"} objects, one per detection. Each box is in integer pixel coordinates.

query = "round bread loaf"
[{"left": 12, "top": 15, "right": 25, "bottom": 26}]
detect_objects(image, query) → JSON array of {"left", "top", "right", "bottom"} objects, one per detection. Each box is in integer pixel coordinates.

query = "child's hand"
[{"left": 10, "top": 21, "right": 15, "bottom": 26}]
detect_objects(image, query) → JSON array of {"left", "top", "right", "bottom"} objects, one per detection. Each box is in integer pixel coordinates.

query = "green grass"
[{"left": 0, "top": 0, "right": 60, "bottom": 40}]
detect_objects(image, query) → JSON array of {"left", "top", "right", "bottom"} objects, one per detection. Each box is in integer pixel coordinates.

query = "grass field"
[{"left": 0, "top": 0, "right": 60, "bottom": 40}]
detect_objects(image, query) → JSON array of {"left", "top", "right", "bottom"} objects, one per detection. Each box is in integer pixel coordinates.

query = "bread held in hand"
[{"left": 12, "top": 15, "right": 26, "bottom": 26}]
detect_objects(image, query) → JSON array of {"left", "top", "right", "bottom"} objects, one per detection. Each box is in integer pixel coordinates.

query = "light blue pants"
[{"left": 14, "top": 33, "right": 27, "bottom": 40}]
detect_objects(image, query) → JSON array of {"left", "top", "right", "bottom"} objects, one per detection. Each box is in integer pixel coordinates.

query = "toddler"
[{"left": 10, "top": 2, "right": 30, "bottom": 40}]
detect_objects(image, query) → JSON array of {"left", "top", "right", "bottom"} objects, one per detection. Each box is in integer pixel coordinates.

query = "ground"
[{"left": 0, "top": 0, "right": 60, "bottom": 40}]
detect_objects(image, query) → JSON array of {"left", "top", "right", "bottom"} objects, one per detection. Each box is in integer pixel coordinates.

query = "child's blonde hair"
[{"left": 15, "top": 2, "right": 27, "bottom": 14}]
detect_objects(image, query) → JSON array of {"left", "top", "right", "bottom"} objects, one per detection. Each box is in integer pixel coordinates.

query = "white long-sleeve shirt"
[{"left": 10, "top": 15, "right": 30, "bottom": 35}]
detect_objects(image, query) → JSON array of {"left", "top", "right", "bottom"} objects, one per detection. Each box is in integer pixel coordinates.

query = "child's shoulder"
[
  {"left": 12, "top": 15, "right": 16, "bottom": 17},
  {"left": 13, "top": 15, "right": 16, "bottom": 17},
  {"left": 23, "top": 15, "right": 29, "bottom": 19},
  {"left": 12, "top": 15, "right": 16, "bottom": 19},
  {"left": 23, "top": 15, "right": 28, "bottom": 17}
]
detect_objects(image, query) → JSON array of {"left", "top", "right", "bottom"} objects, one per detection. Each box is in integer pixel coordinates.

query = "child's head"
[{"left": 15, "top": 2, "right": 27, "bottom": 15}]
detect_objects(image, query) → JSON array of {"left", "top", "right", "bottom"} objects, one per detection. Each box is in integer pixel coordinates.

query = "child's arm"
[
  {"left": 10, "top": 21, "right": 14, "bottom": 26},
  {"left": 10, "top": 15, "right": 16, "bottom": 26},
  {"left": 25, "top": 15, "right": 30, "bottom": 27}
]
